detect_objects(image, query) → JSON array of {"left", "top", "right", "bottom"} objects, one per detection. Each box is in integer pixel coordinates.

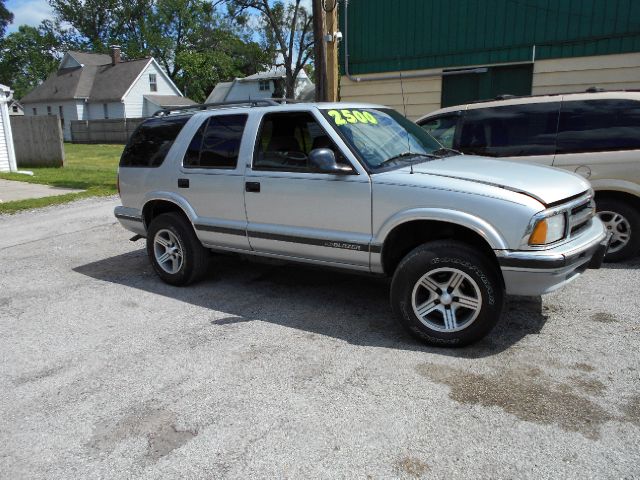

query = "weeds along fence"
[{"left": 70, "top": 118, "right": 144, "bottom": 144}]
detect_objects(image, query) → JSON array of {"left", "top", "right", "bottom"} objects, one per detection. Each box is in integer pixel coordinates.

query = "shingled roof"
[{"left": 21, "top": 53, "right": 154, "bottom": 103}]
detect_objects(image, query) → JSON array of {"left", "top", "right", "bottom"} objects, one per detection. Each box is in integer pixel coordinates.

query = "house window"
[
  {"left": 32, "top": 107, "right": 37, "bottom": 115},
  {"left": 47, "top": 106, "right": 52, "bottom": 115},
  {"left": 59, "top": 106, "right": 64, "bottom": 129},
  {"left": 259, "top": 80, "right": 270, "bottom": 91},
  {"left": 103, "top": 103, "right": 109, "bottom": 119},
  {"left": 12, "top": 106, "right": 17, "bottom": 113},
  {"left": 149, "top": 74, "right": 157, "bottom": 92}
]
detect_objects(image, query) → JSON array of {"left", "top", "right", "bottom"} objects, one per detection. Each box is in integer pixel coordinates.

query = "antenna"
[{"left": 398, "top": 67, "right": 414, "bottom": 174}]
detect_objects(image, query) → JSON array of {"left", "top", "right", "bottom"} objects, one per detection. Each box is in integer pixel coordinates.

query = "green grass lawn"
[{"left": 0, "top": 143, "right": 123, "bottom": 214}]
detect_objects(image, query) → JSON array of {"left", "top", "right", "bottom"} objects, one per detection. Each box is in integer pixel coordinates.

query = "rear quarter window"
[
  {"left": 120, "top": 116, "right": 190, "bottom": 167},
  {"left": 557, "top": 99, "right": 640, "bottom": 154}
]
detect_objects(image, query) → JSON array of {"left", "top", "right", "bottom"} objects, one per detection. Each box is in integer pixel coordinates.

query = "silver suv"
[
  {"left": 417, "top": 90, "right": 640, "bottom": 261},
  {"left": 115, "top": 100, "right": 608, "bottom": 346}
]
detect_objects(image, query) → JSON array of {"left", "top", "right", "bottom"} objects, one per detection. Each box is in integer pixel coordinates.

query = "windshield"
[{"left": 321, "top": 107, "right": 441, "bottom": 170}]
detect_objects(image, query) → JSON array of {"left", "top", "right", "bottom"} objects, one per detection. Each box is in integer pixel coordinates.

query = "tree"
[
  {"left": 228, "top": 0, "right": 314, "bottom": 98},
  {"left": 0, "top": 0, "right": 12, "bottom": 38},
  {"left": 0, "top": 21, "right": 78, "bottom": 99}
]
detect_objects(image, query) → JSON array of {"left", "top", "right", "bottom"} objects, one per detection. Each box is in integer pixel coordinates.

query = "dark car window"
[
  {"left": 557, "top": 99, "right": 640, "bottom": 154},
  {"left": 459, "top": 103, "right": 560, "bottom": 157},
  {"left": 419, "top": 114, "right": 459, "bottom": 148},
  {"left": 120, "top": 116, "right": 189, "bottom": 167},
  {"left": 183, "top": 114, "right": 247, "bottom": 169},
  {"left": 254, "top": 111, "right": 351, "bottom": 172}
]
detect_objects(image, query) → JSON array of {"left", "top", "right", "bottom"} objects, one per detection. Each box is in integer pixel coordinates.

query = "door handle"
[
  {"left": 178, "top": 178, "right": 189, "bottom": 188},
  {"left": 245, "top": 181, "right": 260, "bottom": 193}
]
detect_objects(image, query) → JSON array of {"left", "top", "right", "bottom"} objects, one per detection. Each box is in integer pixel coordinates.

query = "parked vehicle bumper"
[
  {"left": 114, "top": 206, "right": 146, "bottom": 237},
  {"left": 495, "top": 219, "right": 609, "bottom": 296}
]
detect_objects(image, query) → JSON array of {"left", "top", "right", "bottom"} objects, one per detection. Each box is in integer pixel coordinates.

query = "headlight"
[{"left": 529, "top": 213, "right": 566, "bottom": 245}]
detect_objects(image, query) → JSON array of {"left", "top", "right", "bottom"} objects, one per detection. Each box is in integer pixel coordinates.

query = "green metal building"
[{"left": 339, "top": 0, "right": 640, "bottom": 117}]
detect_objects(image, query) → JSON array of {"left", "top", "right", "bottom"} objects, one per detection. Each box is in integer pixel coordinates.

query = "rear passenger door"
[
  {"left": 179, "top": 113, "right": 251, "bottom": 250},
  {"left": 243, "top": 110, "right": 372, "bottom": 268},
  {"left": 458, "top": 102, "right": 560, "bottom": 165}
]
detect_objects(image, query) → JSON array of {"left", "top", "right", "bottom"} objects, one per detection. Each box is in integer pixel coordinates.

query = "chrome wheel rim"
[
  {"left": 153, "top": 229, "right": 184, "bottom": 274},
  {"left": 411, "top": 267, "right": 482, "bottom": 333},
  {"left": 598, "top": 210, "right": 631, "bottom": 254}
]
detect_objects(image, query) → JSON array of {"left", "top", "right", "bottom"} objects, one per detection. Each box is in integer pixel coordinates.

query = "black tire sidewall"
[
  {"left": 391, "top": 242, "right": 504, "bottom": 347},
  {"left": 596, "top": 198, "right": 640, "bottom": 262}
]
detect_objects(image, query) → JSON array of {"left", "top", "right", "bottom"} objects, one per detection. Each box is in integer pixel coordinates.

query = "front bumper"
[{"left": 495, "top": 219, "right": 609, "bottom": 296}]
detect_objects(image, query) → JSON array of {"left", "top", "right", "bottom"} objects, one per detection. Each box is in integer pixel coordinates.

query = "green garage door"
[{"left": 441, "top": 64, "right": 533, "bottom": 108}]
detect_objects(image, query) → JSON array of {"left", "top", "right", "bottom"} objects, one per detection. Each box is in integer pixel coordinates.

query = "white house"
[
  {"left": 0, "top": 84, "right": 17, "bottom": 173},
  {"left": 8, "top": 100, "right": 24, "bottom": 116},
  {"left": 206, "top": 67, "right": 314, "bottom": 103},
  {"left": 21, "top": 47, "right": 194, "bottom": 141}
]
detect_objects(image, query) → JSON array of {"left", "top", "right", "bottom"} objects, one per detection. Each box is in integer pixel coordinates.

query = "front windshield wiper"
[
  {"left": 378, "top": 152, "right": 435, "bottom": 167},
  {"left": 431, "top": 147, "right": 463, "bottom": 157}
]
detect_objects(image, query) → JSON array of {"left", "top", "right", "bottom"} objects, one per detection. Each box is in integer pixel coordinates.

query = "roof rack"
[{"left": 152, "top": 98, "right": 301, "bottom": 117}]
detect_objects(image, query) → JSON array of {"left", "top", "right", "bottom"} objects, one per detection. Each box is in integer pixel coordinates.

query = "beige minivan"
[{"left": 417, "top": 90, "right": 640, "bottom": 261}]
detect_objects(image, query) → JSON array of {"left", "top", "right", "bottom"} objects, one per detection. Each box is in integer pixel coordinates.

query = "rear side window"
[
  {"left": 459, "top": 103, "right": 560, "bottom": 157},
  {"left": 557, "top": 100, "right": 640, "bottom": 154},
  {"left": 183, "top": 114, "right": 247, "bottom": 169},
  {"left": 120, "top": 116, "right": 189, "bottom": 167},
  {"left": 419, "top": 114, "right": 459, "bottom": 148}
]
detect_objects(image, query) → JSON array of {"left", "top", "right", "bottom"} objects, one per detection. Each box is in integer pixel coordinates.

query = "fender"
[
  {"left": 141, "top": 191, "right": 199, "bottom": 227},
  {"left": 374, "top": 208, "right": 509, "bottom": 250},
  {"left": 591, "top": 179, "right": 640, "bottom": 199}
]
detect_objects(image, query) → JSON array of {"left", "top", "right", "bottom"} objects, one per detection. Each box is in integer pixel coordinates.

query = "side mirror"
[{"left": 309, "top": 148, "right": 352, "bottom": 174}]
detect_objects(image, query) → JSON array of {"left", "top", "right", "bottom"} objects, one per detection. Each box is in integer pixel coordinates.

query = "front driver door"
[{"left": 243, "top": 110, "right": 372, "bottom": 269}]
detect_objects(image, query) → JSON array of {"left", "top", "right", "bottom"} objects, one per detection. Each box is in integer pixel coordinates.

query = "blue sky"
[
  {"left": 5, "top": 0, "right": 313, "bottom": 34},
  {"left": 6, "top": 0, "right": 55, "bottom": 32}
]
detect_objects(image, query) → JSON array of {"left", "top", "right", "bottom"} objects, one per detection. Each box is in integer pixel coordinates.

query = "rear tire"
[
  {"left": 146, "top": 212, "right": 210, "bottom": 286},
  {"left": 596, "top": 198, "right": 640, "bottom": 262},
  {"left": 390, "top": 241, "right": 504, "bottom": 347}
]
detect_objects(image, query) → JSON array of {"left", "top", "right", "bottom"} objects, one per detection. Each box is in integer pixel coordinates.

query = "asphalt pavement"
[{"left": 1, "top": 196, "right": 638, "bottom": 479}]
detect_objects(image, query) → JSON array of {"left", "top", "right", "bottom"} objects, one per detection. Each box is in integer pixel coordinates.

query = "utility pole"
[
  {"left": 312, "top": 0, "right": 328, "bottom": 102},
  {"left": 324, "top": 0, "right": 339, "bottom": 102}
]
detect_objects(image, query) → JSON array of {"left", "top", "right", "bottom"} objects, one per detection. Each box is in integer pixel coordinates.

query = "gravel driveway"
[{"left": 1, "top": 196, "right": 639, "bottom": 479}]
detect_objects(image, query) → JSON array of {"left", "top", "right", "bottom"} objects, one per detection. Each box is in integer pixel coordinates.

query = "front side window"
[
  {"left": 322, "top": 107, "right": 441, "bottom": 170},
  {"left": 419, "top": 114, "right": 460, "bottom": 148},
  {"left": 12, "top": 106, "right": 18, "bottom": 112},
  {"left": 557, "top": 99, "right": 640, "bottom": 154},
  {"left": 103, "top": 103, "right": 109, "bottom": 119},
  {"left": 120, "top": 116, "right": 189, "bottom": 167},
  {"left": 183, "top": 114, "right": 247, "bottom": 169},
  {"left": 32, "top": 107, "right": 37, "bottom": 115},
  {"left": 458, "top": 102, "right": 560, "bottom": 157},
  {"left": 254, "top": 111, "right": 351, "bottom": 172},
  {"left": 47, "top": 106, "right": 52, "bottom": 115},
  {"left": 149, "top": 73, "right": 157, "bottom": 92}
]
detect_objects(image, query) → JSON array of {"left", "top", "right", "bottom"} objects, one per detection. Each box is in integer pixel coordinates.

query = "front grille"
[{"left": 567, "top": 198, "right": 595, "bottom": 238}]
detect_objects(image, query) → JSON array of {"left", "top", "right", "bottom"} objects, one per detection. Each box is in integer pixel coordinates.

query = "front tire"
[
  {"left": 146, "top": 212, "right": 210, "bottom": 286},
  {"left": 390, "top": 241, "right": 504, "bottom": 347},
  {"left": 596, "top": 198, "right": 640, "bottom": 262}
]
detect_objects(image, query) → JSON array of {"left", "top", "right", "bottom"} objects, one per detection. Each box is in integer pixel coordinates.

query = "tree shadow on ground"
[{"left": 74, "top": 249, "right": 549, "bottom": 359}]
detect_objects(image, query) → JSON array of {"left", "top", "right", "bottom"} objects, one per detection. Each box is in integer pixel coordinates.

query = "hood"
[{"left": 387, "top": 155, "right": 591, "bottom": 206}]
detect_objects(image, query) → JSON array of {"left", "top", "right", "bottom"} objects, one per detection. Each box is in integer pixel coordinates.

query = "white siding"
[
  {"left": 123, "top": 61, "right": 182, "bottom": 117},
  {"left": 0, "top": 105, "right": 8, "bottom": 171},
  {"left": 532, "top": 52, "right": 640, "bottom": 95},
  {"left": 86, "top": 101, "right": 124, "bottom": 120},
  {"left": 23, "top": 100, "right": 81, "bottom": 141}
]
